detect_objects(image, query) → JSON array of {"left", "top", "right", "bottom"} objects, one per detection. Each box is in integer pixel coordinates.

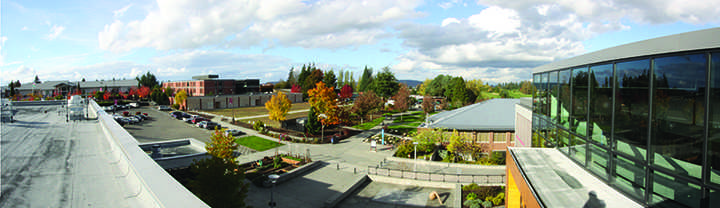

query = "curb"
[{"left": 323, "top": 174, "right": 369, "bottom": 208}]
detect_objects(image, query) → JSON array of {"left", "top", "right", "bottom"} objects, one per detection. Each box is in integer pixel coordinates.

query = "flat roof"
[
  {"left": 533, "top": 27, "right": 720, "bottom": 73},
  {"left": 423, "top": 98, "right": 520, "bottom": 131},
  {"left": 1, "top": 103, "right": 207, "bottom": 207},
  {"left": 509, "top": 147, "right": 642, "bottom": 208},
  {"left": 0, "top": 105, "right": 153, "bottom": 207}
]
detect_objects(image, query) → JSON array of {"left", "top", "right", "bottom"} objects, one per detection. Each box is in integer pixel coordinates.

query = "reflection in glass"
[
  {"left": 572, "top": 67, "right": 589, "bottom": 136},
  {"left": 614, "top": 59, "right": 650, "bottom": 161},
  {"left": 569, "top": 133, "right": 587, "bottom": 166},
  {"left": 651, "top": 171, "right": 701, "bottom": 208},
  {"left": 559, "top": 69, "right": 571, "bottom": 129},
  {"left": 612, "top": 155, "right": 646, "bottom": 200},
  {"left": 557, "top": 128, "right": 569, "bottom": 153},
  {"left": 651, "top": 54, "right": 706, "bottom": 179},
  {"left": 540, "top": 73, "right": 549, "bottom": 116},
  {"left": 590, "top": 64, "right": 613, "bottom": 146},
  {"left": 549, "top": 71, "right": 559, "bottom": 122},
  {"left": 533, "top": 74, "right": 541, "bottom": 114},
  {"left": 710, "top": 53, "right": 720, "bottom": 185},
  {"left": 589, "top": 143, "right": 609, "bottom": 179}
]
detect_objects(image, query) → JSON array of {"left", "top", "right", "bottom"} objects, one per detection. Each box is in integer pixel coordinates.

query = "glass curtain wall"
[{"left": 531, "top": 50, "right": 720, "bottom": 207}]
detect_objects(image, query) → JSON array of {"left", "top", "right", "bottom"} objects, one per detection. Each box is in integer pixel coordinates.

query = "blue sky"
[{"left": 2, "top": 0, "right": 719, "bottom": 85}]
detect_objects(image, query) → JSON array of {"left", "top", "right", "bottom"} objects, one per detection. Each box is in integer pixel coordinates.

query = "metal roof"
[
  {"left": 423, "top": 98, "right": 521, "bottom": 131},
  {"left": 15, "top": 81, "right": 75, "bottom": 91},
  {"left": 533, "top": 27, "right": 720, "bottom": 73},
  {"left": 80, "top": 79, "right": 138, "bottom": 88}
]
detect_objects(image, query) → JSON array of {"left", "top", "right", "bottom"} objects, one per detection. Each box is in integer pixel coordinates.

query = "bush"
[
  {"left": 463, "top": 183, "right": 503, "bottom": 201},
  {"left": 463, "top": 199, "right": 483, "bottom": 208},
  {"left": 466, "top": 192, "right": 478, "bottom": 201},
  {"left": 253, "top": 120, "right": 265, "bottom": 132},
  {"left": 172, "top": 103, "right": 180, "bottom": 110},
  {"left": 394, "top": 142, "right": 414, "bottom": 158}
]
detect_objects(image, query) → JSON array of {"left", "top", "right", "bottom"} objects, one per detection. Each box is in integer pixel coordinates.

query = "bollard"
[
  {"left": 337, "top": 163, "right": 339, "bottom": 170},
  {"left": 354, "top": 168, "right": 356, "bottom": 174}
]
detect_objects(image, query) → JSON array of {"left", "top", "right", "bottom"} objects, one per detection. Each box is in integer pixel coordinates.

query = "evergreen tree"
[
  {"left": 305, "top": 107, "right": 321, "bottom": 135},
  {"left": 287, "top": 67, "right": 296, "bottom": 86},
  {"left": 297, "top": 65, "right": 310, "bottom": 91},
  {"left": 136, "top": 72, "right": 159, "bottom": 88},
  {"left": 323, "top": 70, "right": 337, "bottom": 89},
  {"left": 358, "top": 66, "right": 374, "bottom": 92},
  {"left": 337, "top": 69, "right": 344, "bottom": 87},
  {"left": 34, "top": 75, "right": 40, "bottom": 84},
  {"left": 371, "top": 67, "right": 399, "bottom": 100}
]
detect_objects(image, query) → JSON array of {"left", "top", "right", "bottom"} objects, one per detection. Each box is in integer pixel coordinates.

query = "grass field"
[
  {"left": 235, "top": 136, "right": 284, "bottom": 151},
  {"left": 239, "top": 111, "right": 308, "bottom": 128},
  {"left": 202, "top": 102, "right": 311, "bottom": 118},
  {"left": 352, "top": 117, "right": 384, "bottom": 130}
]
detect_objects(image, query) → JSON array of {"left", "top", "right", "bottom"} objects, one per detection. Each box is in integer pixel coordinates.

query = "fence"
[{"left": 367, "top": 166, "right": 506, "bottom": 184}]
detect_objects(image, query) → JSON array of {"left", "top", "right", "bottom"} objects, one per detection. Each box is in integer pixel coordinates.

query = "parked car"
[
  {"left": 129, "top": 103, "right": 140, "bottom": 108},
  {"left": 183, "top": 115, "right": 198, "bottom": 122},
  {"left": 204, "top": 122, "right": 220, "bottom": 130},
  {"left": 134, "top": 115, "right": 145, "bottom": 121},
  {"left": 158, "top": 105, "right": 172, "bottom": 111},
  {"left": 191, "top": 117, "right": 207, "bottom": 124},
  {"left": 181, "top": 113, "right": 192, "bottom": 120},
  {"left": 225, "top": 129, "right": 245, "bottom": 136},
  {"left": 170, "top": 111, "right": 183, "bottom": 118},
  {"left": 196, "top": 121, "right": 208, "bottom": 128}
]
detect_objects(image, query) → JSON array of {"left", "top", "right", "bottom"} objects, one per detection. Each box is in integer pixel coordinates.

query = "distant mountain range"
[
  {"left": 398, "top": 80, "right": 422, "bottom": 88},
  {"left": 266, "top": 79, "right": 423, "bottom": 88}
]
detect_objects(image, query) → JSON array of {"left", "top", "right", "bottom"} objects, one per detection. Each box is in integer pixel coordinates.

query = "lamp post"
[
  {"left": 413, "top": 142, "right": 418, "bottom": 172},
  {"left": 268, "top": 174, "right": 280, "bottom": 208},
  {"left": 318, "top": 113, "right": 327, "bottom": 141}
]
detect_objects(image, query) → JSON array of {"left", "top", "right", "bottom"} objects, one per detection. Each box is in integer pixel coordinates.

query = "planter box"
[{"left": 281, "top": 157, "right": 301, "bottom": 165}]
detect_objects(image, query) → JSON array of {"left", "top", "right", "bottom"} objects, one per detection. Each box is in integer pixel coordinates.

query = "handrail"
[{"left": 367, "top": 166, "right": 506, "bottom": 184}]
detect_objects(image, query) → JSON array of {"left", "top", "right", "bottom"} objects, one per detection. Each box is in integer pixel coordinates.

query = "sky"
[{"left": 1, "top": 0, "right": 719, "bottom": 86}]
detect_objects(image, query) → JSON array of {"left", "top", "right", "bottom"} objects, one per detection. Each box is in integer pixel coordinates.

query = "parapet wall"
[{"left": 90, "top": 100, "right": 209, "bottom": 208}]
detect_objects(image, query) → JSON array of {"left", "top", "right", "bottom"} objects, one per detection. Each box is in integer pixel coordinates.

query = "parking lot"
[{"left": 121, "top": 106, "right": 216, "bottom": 144}]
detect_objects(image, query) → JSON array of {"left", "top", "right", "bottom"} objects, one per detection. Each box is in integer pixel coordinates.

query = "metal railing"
[{"left": 367, "top": 166, "right": 506, "bottom": 184}]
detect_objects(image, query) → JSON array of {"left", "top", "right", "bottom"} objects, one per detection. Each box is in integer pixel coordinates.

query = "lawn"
[
  {"left": 387, "top": 125, "right": 418, "bottom": 135},
  {"left": 202, "top": 102, "right": 311, "bottom": 118},
  {"left": 352, "top": 117, "right": 385, "bottom": 130},
  {"left": 235, "top": 136, "right": 284, "bottom": 151},
  {"left": 238, "top": 111, "right": 308, "bottom": 128}
]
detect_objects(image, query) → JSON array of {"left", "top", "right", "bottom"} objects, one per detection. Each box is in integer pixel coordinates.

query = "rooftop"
[
  {"left": 509, "top": 147, "right": 642, "bottom": 208},
  {"left": 533, "top": 27, "right": 720, "bottom": 73},
  {"left": 0, "top": 101, "right": 207, "bottom": 207},
  {"left": 422, "top": 98, "right": 521, "bottom": 131}
]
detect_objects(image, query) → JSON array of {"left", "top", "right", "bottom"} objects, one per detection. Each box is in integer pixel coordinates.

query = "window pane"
[
  {"left": 533, "top": 74, "right": 541, "bottom": 115},
  {"left": 651, "top": 54, "right": 706, "bottom": 179},
  {"left": 557, "top": 128, "right": 569, "bottom": 153},
  {"left": 572, "top": 67, "right": 589, "bottom": 136},
  {"left": 590, "top": 64, "right": 613, "bottom": 147},
  {"left": 540, "top": 73, "right": 549, "bottom": 116},
  {"left": 589, "top": 143, "right": 609, "bottom": 179},
  {"left": 569, "top": 134, "right": 587, "bottom": 166},
  {"left": 494, "top": 132, "right": 507, "bottom": 142},
  {"left": 709, "top": 53, "right": 720, "bottom": 186},
  {"left": 549, "top": 71, "right": 559, "bottom": 122},
  {"left": 614, "top": 59, "right": 650, "bottom": 161},
  {"left": 559, "top": 69, "right": 572, "bottom": 129},
  {"left": 612, "top": 155, "right": 646, "bottom": 200},
  {"left": 651, "top": 171, "right": 701, "bottom": 208}
]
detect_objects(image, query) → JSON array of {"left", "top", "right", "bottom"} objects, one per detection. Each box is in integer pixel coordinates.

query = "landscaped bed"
[
  {"left": 461, "top": 183, "right": 505, "bottom": 208},
  {"left": 241, "top": 154, "right": 313, "bottom": 187}
]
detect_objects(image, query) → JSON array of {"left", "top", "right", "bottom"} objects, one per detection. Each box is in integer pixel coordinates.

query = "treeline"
[
  {"left": 416, "top": 75, "right": 535, "bottom": 108},
  {"left": 273, "top": 64, "right": 401, "bottom": 100}
]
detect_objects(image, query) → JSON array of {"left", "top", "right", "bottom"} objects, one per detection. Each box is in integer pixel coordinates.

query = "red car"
[{"left": 191, "top": 117, "right": 207, "bottom": 124}]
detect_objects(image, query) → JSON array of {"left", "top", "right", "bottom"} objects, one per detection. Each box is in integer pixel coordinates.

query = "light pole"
[
  {"left": 268, "top": 174, "right": 280, "bottom": 208},
  {"left": 318, "top": 113, "right": 327, "bottom": 141},
  {"left": 413, "top": 142, "right": 418, "bottom": 172}
]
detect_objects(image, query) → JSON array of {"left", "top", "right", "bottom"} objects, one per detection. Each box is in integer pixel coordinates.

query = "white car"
[
  {"left": 196, "top": 121, "right": 208, "bottom": 128},
  {"left": 183, "top": 115, "right": 198, "bottom": 122},
  {"left": 128, "top": 103, "right": 139, "bottom": 108}
]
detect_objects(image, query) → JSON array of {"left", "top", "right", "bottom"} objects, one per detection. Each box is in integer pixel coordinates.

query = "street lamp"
[
  {"left": 318, "top": 113, "right": 327, "bottom": 141},
  {"left": 413, "top": 142, "right": 418, "bottom": 172},
  {"left": 268, "top": 174, "right": 280, "bottom": 208}
]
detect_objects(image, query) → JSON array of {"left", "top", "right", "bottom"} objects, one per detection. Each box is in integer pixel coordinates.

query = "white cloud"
[
  {"left": 468, "top": 6, "right": 521, "bottom": 36},
  {"left": 113, "top": 4, "right": 133, "bottom": 18},
  {"left": 21, "top": 26, "right": 29, "bottom": 31},
  {"left": 2, "top": 65, "right": 37, "bottom": 83},
  {"left": 47, "top": 25, "right": 65, "bottom": 40},
  {"left": 441, "top": 18, "right": 460, "bottom": 27},
  {"left": 98, "top": 0, "right": 422, "bottom": 52}
]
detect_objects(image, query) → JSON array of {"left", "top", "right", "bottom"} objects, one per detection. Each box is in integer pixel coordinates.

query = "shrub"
[
  {"left": 466, "top": 192, "right": 478, "bottom": 201},
  {"left": 172, "top": 103, "right": 180, "bottom": 110},
  {"left": 394, "top": 141, "right": 414, "bottom": 158},
  {"left": 463, "top": 199, "right": 483, "bottom": 208},
  {"left": 253, "top": 120, "right": 265, "bottom": 132}
]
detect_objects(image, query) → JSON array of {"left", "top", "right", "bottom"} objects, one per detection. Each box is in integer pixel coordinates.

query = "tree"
[
  {"left": 175, "top": 89, "right": 188, "bottom": 110},
  {"left": 137, "top": 86, "right": 151, "bottom": 98},
  {"left": 393, "top": 83, "right": 410, "bottom": 113},
  {"left": 307, "top": 82, "right": 339, "bottom": 125},
  {"left": 188, "top": 157, "right": 248, "bottom": 208},
  {"left": 372, "top": 67, "right": 400, "bottom": 100},
  {"left": 417, "top": 78, "right": 432, "bottom": 96},
  {"left": 426, "top": 75, "right": 451, "bottom": 96},
  {"left": 189, "top": 129, "right": 247, "bottom": 208},
  {"left": 34, "top": 75, "right": 40, "bottom": 83},
  {"left": 150, "top": 87, "right": 170, "bottom": 105},
  {"left": 358, "top": 66, "right": 374, "bottom": 92},
  {"left": 352, "top": 91, "right": 382, "bottom": 123},
  {"left": 323, "top": 70, "right": 337, "bottom": 89},
  {"left": 8, "top": 82, "right": 15, "bottom": 97},
  {"left": 339, "top": 84, "right": 353, "bottom": 103},
  {"left": 206, "top": 129, "right": 239, "bottom": 160},
  {"left": 305, "top": 107, "right": 321, "bottom": 135},
  {"left": 265, "top": 91, "right": 292, "bottom": 123},
  {"left": 287, "top": 67, "right": 297, "bottom": 87},
  {"left": 291, "top": 84, "right": 301, "bottom": 93},
  {"left": 302, "top": 69, "right": 323, "bottom": 96},
  {"left": 136, "top": 72, "right": 159, "bottom": 88},
  {"left": 422, "top": 95, "right": 434, "bottom": 114}
]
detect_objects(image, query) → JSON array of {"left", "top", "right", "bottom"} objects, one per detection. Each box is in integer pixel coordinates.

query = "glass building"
[{"left": 523, "top": 28, "right": 720, "bottom": 208}]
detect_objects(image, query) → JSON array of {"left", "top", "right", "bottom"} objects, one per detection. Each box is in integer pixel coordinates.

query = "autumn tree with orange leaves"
[
  {"left": 265, "top": 91, "right": 292, "bottom": 124},
  {"left": 308, "top": 82, "right": 339, "bottom": 126}
]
